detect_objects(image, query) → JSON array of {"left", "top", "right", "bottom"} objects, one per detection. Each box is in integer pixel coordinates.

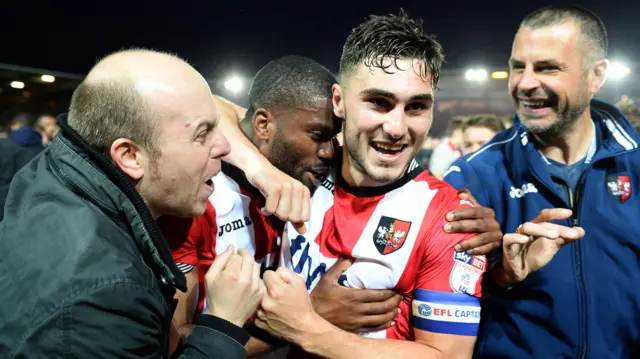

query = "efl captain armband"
[{"left": 411, "top": 289, "right": 481, "bottom": 336}]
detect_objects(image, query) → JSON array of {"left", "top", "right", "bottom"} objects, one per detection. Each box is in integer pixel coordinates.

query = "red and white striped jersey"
[
  {"left": 281, "top": 158, "right": 486, "bottom": 341},
  {"left": 162, "top": 163, "right": 282, "bottom": 317}
]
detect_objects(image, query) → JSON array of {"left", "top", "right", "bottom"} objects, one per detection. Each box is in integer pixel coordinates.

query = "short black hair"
[
  {"left": 520, "top": 5, "right": 608, "bottom": 62},
  {"left": 339, "top": 10, "right": 444, "bottom": 89},
  {"left": 244, "top": 55, "right": 336, "bottom": 121}
]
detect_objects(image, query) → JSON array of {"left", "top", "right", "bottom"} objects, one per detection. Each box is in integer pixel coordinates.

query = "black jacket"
[
  {"left": 0, "top": 116, "right": 249, "bottom": 358},
  {"left": 0, "top": 127, "right": 43, "bottom": 221}
]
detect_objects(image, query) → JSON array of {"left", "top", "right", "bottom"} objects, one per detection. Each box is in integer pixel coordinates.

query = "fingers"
[
  {"left": 539, "top": 223, "right": 585, "bottom": 242},
  {"left": 275, "top": 182, "right": 292, "bottom": 222},
  {"left": 456, "top": 188, "right": 479, "bottom": 206},
  {"left": 292, "top": 222, "right": 308, "bottom": 235},
  {"left": 445, "top": 207, "right": 496, "bottom": 224},
  {"left": 300, "top": 186, "right": 311, "bottom": 224},
  {"left": 205, "top": 245, "right": 235, "bottom": 280},
  {"left": 276, "top": 266, "right": 296, "bottom": 284},
  {"left": 238, "top": 248, "right": 255, "bottom": 280},
  {"left": 353, "top": 311, "right": 400, "bottom": 333},
  {"left": 468, "top": 242, "right": 501, "bottom": 255},
  {"left": 225, "top": 252, "right": 243, "bottom": 275},
  {"left": 321, "top": 258, "right": 354, "bottom": 283},
  {"left": 519, "top": 222, "right": 561, "bottom": 239},
  {"left": 357, "top": 289, "right": 402, "bottom": 303},
  {"left": 361, "top": 293, "right": 403, "bottom": 315},
  {"left": 454, "top": 231, "right": 502, "bottom": 252},
  {"left": 354, "top": 320, "right": 397, "bottom": 334},
  {"left": 263, "top": 183, "right": 281, "bottom": 216},
  {"left": 531, "top": 208, "right": 572, "bottom": 224},
  {"left": 503, "top": 233, "right": 531, "bottom": 247},
  {"left": 288, "top": 183, "right": 309, "bottom": 234},
  {"left": 287, "top": 183, "right": 304, "bottom": 224},
  {"left": 263, "top": 271, "right": 282, "bottom": 297}
]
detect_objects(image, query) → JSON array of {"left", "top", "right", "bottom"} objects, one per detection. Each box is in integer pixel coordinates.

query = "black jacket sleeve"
[{"left": 12, "top": 281, "right": 248, "bottom": 359}]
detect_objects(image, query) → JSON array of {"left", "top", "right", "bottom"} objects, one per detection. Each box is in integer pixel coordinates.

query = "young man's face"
[{"left": 333, "top": 58, "right": 434, "bottom": 186}]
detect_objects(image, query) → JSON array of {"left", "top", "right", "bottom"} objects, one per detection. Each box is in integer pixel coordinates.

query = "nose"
[
  {"left": 318, "top": 139, "right": 334, "bottom": 160},
  {"left": 211, "top": 128, "right": 231, "bottom": 159},
  {"left": 382, "top": 110, "right": 407, "bottom": 140},
  {"left": 515, "top": 68, "right": 541, "bottom": 93}
]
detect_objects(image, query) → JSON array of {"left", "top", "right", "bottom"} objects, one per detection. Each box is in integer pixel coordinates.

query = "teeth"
[
  {"left": 374, "top": 142, "right": 403, "bottom": 151},
  {"left": 522, "top": 100, "right": 545, "bottom": 107}
]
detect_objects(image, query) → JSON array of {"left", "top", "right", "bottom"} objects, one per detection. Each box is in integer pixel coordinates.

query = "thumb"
[
  {"left": 277, "top": 267, "right": 297, "bottom": 284},
  {"left": 292, "top": 221, "right": 307, "bottom": 235},
  {"left": 323, "top": 258, "right": 354, "bottom": 283},
  {"left": 457, "top": 187, "right": 479, "bottom": 206},
  {"left": 206, "top": 245, "right": 235, "bottom": 280}
]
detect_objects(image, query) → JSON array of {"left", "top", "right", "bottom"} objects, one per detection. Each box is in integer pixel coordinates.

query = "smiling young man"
[{"left": 239, "top": 12, "right": 489, "bottom": 359}]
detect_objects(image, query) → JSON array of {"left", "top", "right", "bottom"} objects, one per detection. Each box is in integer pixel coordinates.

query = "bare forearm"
[
  {"left": 211, "top": 95, "right": 263, "bottom": 170},
  {"left": 298, "top": 315, "right": 444, "bottom": 359}
]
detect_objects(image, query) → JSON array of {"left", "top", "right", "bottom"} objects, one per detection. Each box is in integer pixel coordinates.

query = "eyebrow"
[
  {"left": 358, "top": 88, "right": 433, "bottom": 102},
  {"left": 192, "top": 118, "right": 216, "bottom": 135},
  {"left": 509, "top": 58, "right": 562, "bottom": 67}
]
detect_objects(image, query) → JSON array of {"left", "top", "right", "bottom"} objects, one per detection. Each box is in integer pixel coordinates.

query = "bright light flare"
[
  {"left": 41, "top": 74, "right": 55, "bottom": 83},
  {"left": 11, "top": 81, "right": 25, "bottom": 89},
  {"left": 224, "top": 76, "right": 244, "bottom": 93},
  {"left": 491, "top": 71, "right": 509, "bottom": 79},
  {"left": 465, "top": 68, "right": 488, "bottom": 82},
  {"left": 609, "top": 62, "right": 631, "bottom": 80}
]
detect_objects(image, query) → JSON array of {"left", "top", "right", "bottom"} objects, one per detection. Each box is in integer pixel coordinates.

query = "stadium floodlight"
[
  {"left": 10, "top": 81, "right": 25, "bottom": 89},
  {"left": 465, "top": 68, "right": 488, "bottom": 82},
  {"left": 491, "top": 71, "right": 509, "bottom": 80},
  {"left": 41, "top": 75, "right": 55, "bottom": 83},
  {"left": 224, "top": 76, "right": 244, "bottom": 93},
  {"left": 608, "top": 62, "right": 631, "bottom": 80}
]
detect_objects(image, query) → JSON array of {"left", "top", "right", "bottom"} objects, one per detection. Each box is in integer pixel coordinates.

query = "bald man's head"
[
  {"left": 67, "top": 48, "right": 230, "bottom": 218},
  {"left": 69, "top": 49, "right": 203, "bottom": 156}
]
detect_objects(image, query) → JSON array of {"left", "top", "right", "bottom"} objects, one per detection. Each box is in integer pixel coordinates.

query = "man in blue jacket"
[{"left": 444, "top": 5, "right": 640, "bottom": 358}]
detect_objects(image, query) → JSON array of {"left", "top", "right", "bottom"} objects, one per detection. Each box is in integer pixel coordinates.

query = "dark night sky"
[{"left": 2, "top": 0, "right": 639, "bottom": 80}]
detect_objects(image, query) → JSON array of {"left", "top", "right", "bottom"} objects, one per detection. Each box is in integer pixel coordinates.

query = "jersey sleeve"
[
  {"left": 411, "top": 192, "right": 487, "bottom": 336},
  {"left": 443, "top": 158, "right": 492, "bottom": 209},
  {"left": 157, "top": 215, "right": 200, "bottom": 272}
]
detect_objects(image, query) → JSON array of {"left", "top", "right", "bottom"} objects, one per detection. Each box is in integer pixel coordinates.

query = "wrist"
[
  {"left": 205, "top": 306, "right": 246, "bottom": 328},
  {"left": 492, "top": 260, "right": 518, "bottom": 289},
  {"left": 297, "top": 312, "right": 332, "bottom": 354}
]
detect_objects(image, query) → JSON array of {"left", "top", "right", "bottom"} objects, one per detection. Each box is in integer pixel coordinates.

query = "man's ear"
[
  {"left": 591, "top": 59, "right": 608, "bottom": 95},
  {"left": 110, "top": 138, "right": 145, "bottom": 180},
  {"left": 252, "top": 108, "right": 277, "bottom": 141},
  {"left": 332, "top": 83, "right": 345, "bottom": 119}
]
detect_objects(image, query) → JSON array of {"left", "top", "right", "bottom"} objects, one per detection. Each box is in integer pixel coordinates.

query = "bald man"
[{"left": 0, "top": 49, "right": 263, "bottom": 358}]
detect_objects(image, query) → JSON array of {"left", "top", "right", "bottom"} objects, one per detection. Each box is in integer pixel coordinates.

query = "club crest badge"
[
  {"left": 373, "top": 216, "right": 411, "bottom": 255},
  {"left": 606, "top": 174, "right": 631, "bottom": 203}
]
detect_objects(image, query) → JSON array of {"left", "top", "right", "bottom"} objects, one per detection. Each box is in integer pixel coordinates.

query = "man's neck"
[{"left": 535, "top": 111, "right": 594, "bottom": 165}]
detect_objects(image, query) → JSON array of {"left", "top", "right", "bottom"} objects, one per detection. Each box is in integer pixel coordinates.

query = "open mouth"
[
  {"left": 205, "top": 178, "right": 213, "bottom": 187},
  {"left": 371, "top": 141, "right": 407, "bottom": 156},
  {"left": 520, "top": 99, "right": 553, "bottom": 110}
]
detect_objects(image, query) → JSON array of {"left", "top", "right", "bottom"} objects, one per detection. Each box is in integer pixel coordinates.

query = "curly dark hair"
[{"left": 339, "top": 10, "right": 444, "bottom": 89}]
